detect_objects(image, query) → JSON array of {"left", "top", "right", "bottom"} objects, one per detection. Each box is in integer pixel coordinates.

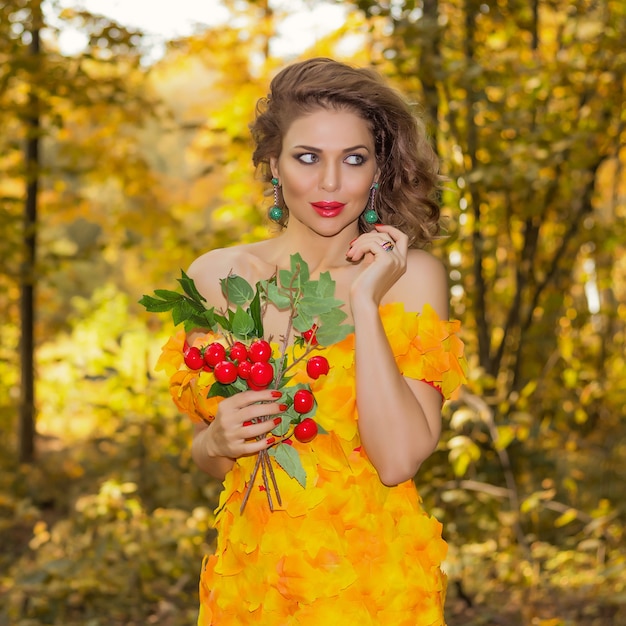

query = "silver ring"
[{"left": 380, "top": 240, "right": 394, "bottom": 252}]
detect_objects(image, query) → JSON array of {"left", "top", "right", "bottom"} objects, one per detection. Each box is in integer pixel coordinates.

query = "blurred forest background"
[{"left": 1, "top": 0, "right": 625, "bottom": 625}]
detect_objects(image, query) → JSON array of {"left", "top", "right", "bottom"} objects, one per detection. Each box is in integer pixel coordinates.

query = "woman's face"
[{"left": 270, "top": 107, "right": 379, "bottom": 237}]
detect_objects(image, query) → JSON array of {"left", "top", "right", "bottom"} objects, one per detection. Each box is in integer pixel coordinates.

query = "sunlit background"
[{"left": 1, "top": 1, "right": 625, "bottom": 625}]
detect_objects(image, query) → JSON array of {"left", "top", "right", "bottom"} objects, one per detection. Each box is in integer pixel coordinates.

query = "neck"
[{"left": 270, "top": 221, "right": 359, "bottom": 275}]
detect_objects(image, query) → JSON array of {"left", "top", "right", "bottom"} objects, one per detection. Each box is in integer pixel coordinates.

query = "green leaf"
[
  {"left": 315, "top": 323, "right": 354, "bottom": 347},
  {"left": 221, "top": 274, "right": 254, "bottom": 306},
  {"left": 290, "top": 253, "right": 309, "bottom": 283},
  {"left": 207, "top": 381, "right": 239, "bottom": 398},
  {"left": 319, "top": 307, "right": 348, "bottom": 326},
  {"left": 280, "top": 404, "right": 300, "bottom": 425},
  {"left": 278, "top": 268, "right": 294, "bottom": 290},
  {"left": 316, "top": 271, "right": 335, "bottom": 298},
  {"left": 266, "top": 281, "right": 291, "bottom": 309},
  {"left": 183, "top": 318, "right": 205, "bottom": 332},
  {"left": 299, "top": 296, "right": 342, "bottom": 317},
  {"left": 198, "top": 309, "right": 217, "bottom": 329},
  {"left": 231, "top": 378, "right": 249, "bottom": 392},
  {"left": 153, "top": 289, "right": 184, "bottom": 302},
  {"left": 314, "top": 308, "right": 353, "bottom": 346},
  {"left": 231, "top": 306, "right": 256, "bottom": 338},
  {"left": 172, "top": 299, "right": 201, "bottom": 326},
  {"left": 249, "top": 282, "right": 264, "bottom": 337},
  {"left": 292, "top": 312, "right": 314, "bottom": 333},
  {"left": 269, "top": 443, "right": 306, "bottom": 487},
  {"left": 178, "top": 270, "right": 206, "bottom": 303},
  {"left": 138, "top": 294, "right": 176, "bottom": 313},
  {"left": 213, "top": 312, "right": 231, "bottom": 333}
]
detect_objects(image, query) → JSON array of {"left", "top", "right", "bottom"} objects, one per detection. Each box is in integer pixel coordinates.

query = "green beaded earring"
[
  {"left": 362, "top": 182, "right": 379, "bottom": 224},
  {"left": 268, "top": 178, "right": 283, "bottom": 222}
]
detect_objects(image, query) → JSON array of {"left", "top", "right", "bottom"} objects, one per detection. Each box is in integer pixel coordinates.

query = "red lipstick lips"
[{"left": 311, "top": 201, "right": 346, "bottom": 217}]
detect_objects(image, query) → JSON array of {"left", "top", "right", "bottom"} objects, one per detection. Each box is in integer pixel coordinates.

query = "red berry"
[
  {"left": 248, "top": 340, "right": 272, "bottom": 362},
  {"left": 249, "top": 361, "right": 274, "bottom": 388},
  {"left": 293, "top": 389, "right": 314, "bottom": 414},
  {"left": 204, "top": 342, "right": 227, "bottom": 368},
  {"left": 302, "top": 324, "right": 318, "bottom": 346},
  {"left": 230, "top": 342, "right": 248, "bottom": 363},
  {"left": 184, "top": 347, "right": 204, "bottom": 370},
  {"left": 294, "top": 418, "right": 318, "bottom": 443},
  {"left": 237, "top": 360, "right": 252, "bottom": 380},
  {"left": 214, "top": 360, "right": 237, "bottom": 385},
  {"left": 306, "top": 355, "right": 330, "bottom": 379}
]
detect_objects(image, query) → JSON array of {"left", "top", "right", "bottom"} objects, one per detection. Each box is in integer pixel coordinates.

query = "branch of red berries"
[{"left": 183, "top": 333, "right": 330, "bottom": 511}]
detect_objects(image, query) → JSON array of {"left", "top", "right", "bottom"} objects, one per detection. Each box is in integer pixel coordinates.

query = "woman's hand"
[
  {"left": 346, "top": 224, "right": 409, "bottom": 306},
  {"left": 203, "top": 389, "right": 286, "bottom": 460}
]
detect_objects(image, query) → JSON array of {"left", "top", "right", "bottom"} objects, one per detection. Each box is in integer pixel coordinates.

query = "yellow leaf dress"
[{"left": 157, "top": 302, "right": 468, "bottom": 626}]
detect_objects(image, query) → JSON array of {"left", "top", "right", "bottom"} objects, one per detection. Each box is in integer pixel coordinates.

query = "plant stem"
[
  {"left": 240, "top": 452, "right": 262, "bottom": 513},
  {"left": 281, "top": 344, "right": 320, "bottom": 378},
  {"left": 260, "top": 452, "right": 274, "bottom": 511},
  {"left": 265, "top": 453, "right": 282, "bottom": 507}
]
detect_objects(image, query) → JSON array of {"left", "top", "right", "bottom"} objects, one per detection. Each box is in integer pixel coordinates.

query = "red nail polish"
[
  {"left": 271, "top": 390, "right": 282, "bottom": 398},
  {"left": 266, "top": 437, "right": 276, "bottom": 446},
  {"left": 278, "top": 404, "right": 288, "bottom": 411},
  {"left": 273, "top": 417, "right": 282, "bottom": 425},
  {"left": 243, "top": 420, "right": 252, "bottom": 427},
  {"left": 349, "top": 238, "right": 358, "bottom": 246}
]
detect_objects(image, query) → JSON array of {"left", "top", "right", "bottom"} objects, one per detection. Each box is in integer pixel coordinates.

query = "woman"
[{"left": 158, "top": 58, "right": 467, "bottom": 625}]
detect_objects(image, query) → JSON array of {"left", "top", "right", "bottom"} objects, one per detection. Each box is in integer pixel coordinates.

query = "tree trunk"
[
  {"left": 421, "top": 0, "right": 440, "bottom": 146},
  {"left": 19, "top": 0, "right": 42, "bottom": 463}
]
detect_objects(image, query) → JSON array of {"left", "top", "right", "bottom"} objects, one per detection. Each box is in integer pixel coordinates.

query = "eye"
[
  {"left": 296, "top": 153, "right": 318, "bottom": 164},
  {"left": 345, "top": 154, "right": 366, "bottom": 166}
]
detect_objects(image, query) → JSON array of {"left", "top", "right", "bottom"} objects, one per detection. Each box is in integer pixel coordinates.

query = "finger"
[
  {"left": 349, "top": 236, "right": 400, "bottom": 260},
  {"left": 241, "top": 434, "right": 280, "bottom": 456},
  {"left": 374, "top": 224, "right": 409, "bottom": 254},
  {"left": 238, "top": 401, "right": 288, "bottom": 424},
  {"left": 347, "top": 235, "right": 386, "bottom": 261},
  {"left": 241, "top": 415, "right": 284, "bottom": 439},
  {"left": 226, "top": 388, "right": 283, "bottom": 410}
]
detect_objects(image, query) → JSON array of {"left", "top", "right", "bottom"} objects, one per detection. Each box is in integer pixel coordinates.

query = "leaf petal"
[
  {"left": 270, "top": 443, "right": 306, "bottom": 487},
  {"left": 139, "top": 295, "right": 176, "bottom": 313},
  {"left": 232, "top": 306, "right": 256, "bottom": 338},
  {"left": 221, "top": 274, "right": 254, "bottom": 305}
]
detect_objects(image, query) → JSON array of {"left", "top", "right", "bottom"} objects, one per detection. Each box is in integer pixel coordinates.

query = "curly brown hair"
[{"left": 250, "top": 57, "right": 441, "bottom": 248}]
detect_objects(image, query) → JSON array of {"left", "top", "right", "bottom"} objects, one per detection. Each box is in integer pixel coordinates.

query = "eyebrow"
[{"left": 292, "top": 144, "right": 372, "bottom": 153}]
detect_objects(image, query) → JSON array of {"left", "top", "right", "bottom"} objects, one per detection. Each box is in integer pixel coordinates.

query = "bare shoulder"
[
  {"left": 388, "top": 248, "right": 449, "bottom": 318},
  {"left": 187, "top": 242, "right": 271, "bottom": 308}
]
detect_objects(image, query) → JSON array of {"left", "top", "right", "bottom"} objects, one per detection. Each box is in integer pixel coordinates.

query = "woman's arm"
[
  {"left": 191, "top": 423, "right": 235, "bottom": 480},
  {"left": 347, "top": 225, "right": 449, "bottom": 486}
]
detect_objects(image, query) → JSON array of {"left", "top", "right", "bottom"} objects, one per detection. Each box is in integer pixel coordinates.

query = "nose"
[{"left": 319, "top": 161, "right": 340, "bottom": 192}]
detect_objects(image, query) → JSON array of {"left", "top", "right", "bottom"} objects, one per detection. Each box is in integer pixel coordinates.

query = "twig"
[
  {"left": 240, "top": 452, "right": 263, "bottom": 513},
  {"left": 260, "top": 451, "right": 274, "bottom": 511},
  {"left": 265, "top": 452, "right": 282, "bottom": 507},
  {"left": 280, "top": 344, "right": 320, "bottom": 378},
  {"left": 272, "top": 268, "right": 301, "bottom": 384}
]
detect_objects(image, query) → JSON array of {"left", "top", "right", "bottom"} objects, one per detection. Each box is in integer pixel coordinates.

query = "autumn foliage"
[{"left": 0, "top": 1, "right": 624, "bottom": 625}]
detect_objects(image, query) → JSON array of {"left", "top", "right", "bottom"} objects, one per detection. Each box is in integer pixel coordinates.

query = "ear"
[
  {"left": 270, "top": 157, "right": 279, "bottom": 181},
  {"left": 373, "top": 165, "right": 381, "bottom": 185}
]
